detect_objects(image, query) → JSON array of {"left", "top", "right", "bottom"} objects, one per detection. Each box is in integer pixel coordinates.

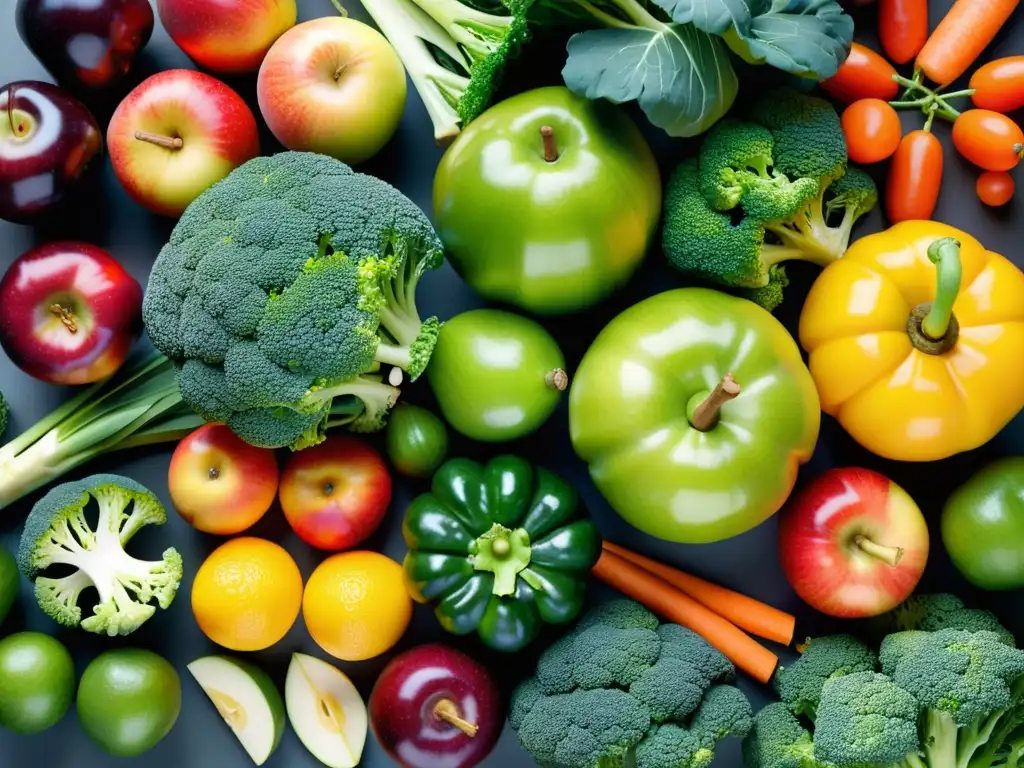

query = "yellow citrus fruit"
[
  {"left": 191, "top": 538, "right": 303, "bottom": 652},
  {"left": 302, "top": 551, "right": 412, "bottom": 661}
]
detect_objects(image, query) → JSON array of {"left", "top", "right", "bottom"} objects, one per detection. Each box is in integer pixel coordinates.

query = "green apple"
[
  {"left": 188, "top": 656, "right": 285, "bottom": 766},
  {"left": 0, "top": 632, "right": 75, "bottom": 735},
  {"left": 285, "top": 653, "right": 367, "bottom": 768},
  {"left": 433, "top": 86, "right": 661, "bottom": 316}
]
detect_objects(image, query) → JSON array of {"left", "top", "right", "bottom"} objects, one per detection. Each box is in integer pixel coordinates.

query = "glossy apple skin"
[
  {"left": 279, "top": 436, "right": 391, "bottom": 551},
  {"left": 157, "top": 0, "right": 297, "bottom": 75},
  {"left": 16, "top": 0, "right": 154, "bottom": 90},
  {"left": 107, "top": 70, "right": 260, "bottom": 217},
  {"left": 257, "top": 17, "right": 407, "bottom": 164},
  {"left": 169, "top": 423, "right": 280, "bottom": 535},
  {"left": 0, "top": 81, "right": 103, "bottom": 223},
  {"left": 369, "top": 644, "right": 502, "bottom": 768},
  {"left": 778, "top": 467, "right": 929, "bottom": 618},
  {"left": 0, "top": 242, "right": 142, "bottom": 385}
]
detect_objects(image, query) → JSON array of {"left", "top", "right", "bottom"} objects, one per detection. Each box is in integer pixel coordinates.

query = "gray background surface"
[{"left": 2, "top": 0, "right": 1024, "bottom": 766}]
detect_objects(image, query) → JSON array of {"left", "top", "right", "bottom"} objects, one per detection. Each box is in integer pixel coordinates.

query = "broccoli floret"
[
  {"left": 813, "top": 671, "right": 920, "bottom": 767},
  {"left": 359, "top": 0, "right": 531, "bottom": 143},
  {"left": 738, "top": 265, "right": 789, "bottom": 313},
  {"left": 511, "top": 599, "right": 752, "bottom": 768},
  {"left": 742, "top": 703, "right": 823, "bottom": 768},
  {"left": 774, "top": 635, "right": 878, "bottom": 719},
  {"left": 887, "top": 594, "right": 1015, "bottom": 646},
  {"left": 143, "top": 152, "right": 443, "bottom": 450},
  {"left": 699, "top": 119, "right": 778, "bottom": 210},
  {"left": 17, "top": 474, "right": 183, "bottom": 636},
  {"left": 748, "top": 89, "right": 847, "bottom": 184},
  {"left": 514, "top": 687, "right": 651, "bottom": 768}
]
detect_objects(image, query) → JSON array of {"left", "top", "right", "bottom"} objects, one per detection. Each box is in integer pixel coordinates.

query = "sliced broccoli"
[
  {"left": 16, "top": 474, "right": 183, "bottom": 636},
  {"left": 742, "top": 703, "right": 823, "bottom": 768},
  {"left": 143, "top": 152, "right": 443, "bottom": 450},
  {"left": 358, "top": 0, "right": 531, "bottom": 143},
  {"left": 887, "top": 594, "right": 1015, "bottom": 646},
  {"left": 773, "top": 635, "right": 878, "bottom": 719},
  {"left": 813, "top": 671, "right": 920, "bottom": 767}
]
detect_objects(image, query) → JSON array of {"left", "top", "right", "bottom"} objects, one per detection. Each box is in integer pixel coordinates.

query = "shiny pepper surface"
[{"left": 799, "top": 221, "right": 1024, "bottom": 461}]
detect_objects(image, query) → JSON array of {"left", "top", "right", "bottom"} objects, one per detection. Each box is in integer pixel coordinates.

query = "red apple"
[
  {"left": 169, "top": 423, "right": 279, "bottom": 535},
  {"left": 778, "top": 467, "right": 929, "bottom": 618},
  {"left": 278, "top": 436, "right": 391, "bottom": 551},
  {"left": 369, "top": 644, "right": 502, "bottom": 768},
  {"left": 257, "top": 17, "right": 407, "bottom": 165},
  {"left": 0, "top": 81, "right": 103, "bottom": 223},
  {"left": 107, "top": 69, "right": 260, "bottom": 217},
  {"left": 157, "top": 0, "right": 297, "bottom": 75},
  {"left": 0, "top": 242, "right": 142, "bottom": 385}
]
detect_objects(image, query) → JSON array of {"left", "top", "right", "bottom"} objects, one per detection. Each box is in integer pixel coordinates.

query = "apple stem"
[
  {"left": 854, "top": 534, "right": 904, "bottom": 567},
  {"left": 434, "top": 699, "right": 478, "bottom": 738},
  {"left": 49, "top": 304, "right": 78, "bottom": 334},
  {"left": 540, "top": 125, "right": 558, "bottom": 162},
  {"left": 544, "top": 368, "right": 569, "bottom": 391},
  {"left": 690, "top": 374, "right": 740, "bottom": 432},
  {"left": 134, "top": 130, "right": 183, "bottom": 150},
  {"left": 333, "top": 64, "right": 347, "bottom": 82}
]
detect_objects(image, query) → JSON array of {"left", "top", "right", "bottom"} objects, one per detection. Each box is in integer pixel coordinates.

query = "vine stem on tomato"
[{"left": 889, "top": 72, "right": 974, "bottom": 122}]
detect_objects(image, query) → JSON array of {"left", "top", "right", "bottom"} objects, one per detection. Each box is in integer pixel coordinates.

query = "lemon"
[
  {"left": 192, "top": 538, "right": 304, "bottom": 652},
  {"left": 302, "top": 551, "right": 412, "bottom": 661}
]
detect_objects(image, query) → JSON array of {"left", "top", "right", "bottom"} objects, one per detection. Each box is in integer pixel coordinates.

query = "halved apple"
[
  {"left": 187, "top": 655, "right": 285, "bottom": 766},
  {"left": 285, "top": 653, "right": 367, "bottom": 768}
]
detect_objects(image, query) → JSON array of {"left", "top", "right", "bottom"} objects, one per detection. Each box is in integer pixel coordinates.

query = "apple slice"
[
  {"left": 285, "top": 653, "right": 367, "bottom": 768},
  {"left": 187, "top": 656, "right": 285, "bottom": 766}
]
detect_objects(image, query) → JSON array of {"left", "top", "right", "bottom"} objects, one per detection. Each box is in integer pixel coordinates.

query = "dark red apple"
[
  {"left": 0, "top": 81, "right": 103, "bottom": 223},
  {"left": 16, "top": 0, "right": 155, "bottom": 90},
  {"left": 0, "top": 242, "right": 143, "bottom": 385},
  {"left": 778, "top": 467, "right": 929, "bottom": 619},
  {"left": 369, "top": 644, "right": 502, "bottom": 768}
]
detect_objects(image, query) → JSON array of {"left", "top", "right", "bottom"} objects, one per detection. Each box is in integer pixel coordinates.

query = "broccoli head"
[
  {"left": 663, "top": 89, "right": 876, "bottom": 312},
  {"left": 17, "top": 474, "right": 183, "bottom": 636},
  {"left": 773, "top": 635, "right": 878, "bottom": 719},
  {"left": 511, "top": 599, "right": 750, "bottom": 768},
  {"left": 143, "top": 152, "right": 444, "bottom": 450},
  {"left": 743, "top": 703, "right": 823, "bottom": 768},
  {"left": 887, "top": 593, "right": 1015, "bottom": 646}
]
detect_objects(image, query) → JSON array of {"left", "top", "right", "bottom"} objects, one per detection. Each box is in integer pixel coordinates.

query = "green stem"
[
  {"left": 890, "top": 73, "right": 971, "bottom": 122},
  {"left": 567, "top": 0, "right": 664, "bottom": 29},
  {"left": 922, "top": 238, "right": 963, "bottom": 341},
  {"left": 468, "top": 523, "right": 532, "bottom": 597}
]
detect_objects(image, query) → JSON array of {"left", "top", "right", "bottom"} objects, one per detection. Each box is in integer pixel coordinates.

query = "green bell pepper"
[
  {"left": 942, "top": 457, "right": 1024, "bottom": 590},
  {"left": 569, "top": 288, "right": 820, "bottom": 544},
  {"left": 402, "top": 455, "right": 601, "bottom": 652}
]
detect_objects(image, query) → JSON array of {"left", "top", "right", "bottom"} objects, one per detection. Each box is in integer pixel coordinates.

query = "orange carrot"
[
  {"left": 602, "top": 541, "right": 796, "bottom": 646},
  {"left": 916, "top": 0, "right": 1021, "bottom": 87},
  {"left": 592, "top": 550, "right": 778, "bottom": 684}
]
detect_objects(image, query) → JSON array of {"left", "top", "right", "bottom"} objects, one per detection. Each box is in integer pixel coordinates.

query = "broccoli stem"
[
  {"left": 564, "top": 0, "right": 667, "bottom": 30},
  {"left": 764, "top": 196, "right": 846, "bottom": 268},
  {"left": 412, "top": 0, "right": 514, "bottom": 62},
  {"left": 924, "top": 710, "right": 960, "bottom": 768},
  {"left": 958, "top": 710, "right": 1008, "bottom": 768},
  {"left": 922, "top": 237, "right": 963, "bottom": 342}
]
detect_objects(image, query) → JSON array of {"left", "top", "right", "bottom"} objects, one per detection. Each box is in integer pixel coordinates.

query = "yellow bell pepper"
[{"left": 799, "top": 220, "right": 1024, "bottom": 462}]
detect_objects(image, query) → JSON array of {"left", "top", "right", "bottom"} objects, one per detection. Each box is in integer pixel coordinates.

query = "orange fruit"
[
  {"left": 302, "top": 551, "right": 412, "bottom": 661},
  {"left": 191, "top": 538, "right": 303, "bottom": 652}
]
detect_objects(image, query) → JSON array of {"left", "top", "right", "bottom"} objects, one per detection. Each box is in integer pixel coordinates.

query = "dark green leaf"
[{"left": 562, "top": 25, "right": 738, "bottom": 138}]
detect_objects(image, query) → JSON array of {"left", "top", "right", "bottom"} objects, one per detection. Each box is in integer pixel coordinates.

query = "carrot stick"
[
  {"left": 592, "top": 550, "right": 779, "bottom": 684},
  {"left": 916, "top": 0, "right": 1021, "bottom": 87},
  {"left": 602, "top": 541, "right": 796, "bottom": 646}
]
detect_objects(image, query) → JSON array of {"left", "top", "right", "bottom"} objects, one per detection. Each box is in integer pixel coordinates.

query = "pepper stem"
[
  {"left": 690, "top": 374, "right": 740, "bottom": 431},
  {"left": 134, "top": 130, "right": 183, "bottom": 150},
  {"left": 544, "top": 368, "right": 568, "bottom": 391},
  {"left": 540, "top": 126, "right": 558, "bottom": 162},
  {"left": 434, "top": 699, "right": 479, "bottom": 738},
  {"left": 854, "top": 535, "right": 904, "bottom": 567},
  {"left": 49, "top": 304, "right": 78, "bottom": 334},
  {"left": 468, "top": 523, "right": 532, "bottom": 597},
  {"left": 921, "top": 238, "right": 962, "bottom": 341}
]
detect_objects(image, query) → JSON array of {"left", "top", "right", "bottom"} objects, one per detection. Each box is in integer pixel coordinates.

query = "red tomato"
[
  {"left": 886, "top": 130, "right": 943, "bottom": 222},
  {"left": 952, "top": 110, "right": 1024, "bottom": 171},
  {"left": 976, "top": 171, "right": 1015, "bottom": 207},
  {"left": 842, "top": 99, "right": 902, "bottom": 164},
  {"left": 971, "top": 56, "right": 1024, "bottom": 113},
  {"left": 878, "top": 0, "right": 928, "bottom": 65},
  {"left": 821, "top": 43, "right": 900, "bottom": 104}
]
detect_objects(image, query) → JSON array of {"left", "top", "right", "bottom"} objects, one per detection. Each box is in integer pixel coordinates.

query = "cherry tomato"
[
  {"left": 976, "top": 171, "right": 1015, "bottom": 207},
  {"left": 821, "top": 43, "right": 900, "bottom": 104},
  {"left": 879, "top": 0, "right": 928, "bottom": 65},
  {"left": 841, "top": 99, "right": 902, "bottom": 164},
  {"left": 886, "top": 130, "right": 943, "bottom": 222},
  {"left": 971, "top": 56, "right": 1024, "bottom": 113},
  {"left": 952, "top": 110, "right": 1024, "bottom": 171}
]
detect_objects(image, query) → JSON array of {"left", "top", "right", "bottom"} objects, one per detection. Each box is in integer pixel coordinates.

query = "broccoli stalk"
[
  {"left": 17, "top": 475, "right": 184, "bottom": 636},
  {"left": 357, "top": 0, "right": 531, "bottom": 143}
]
